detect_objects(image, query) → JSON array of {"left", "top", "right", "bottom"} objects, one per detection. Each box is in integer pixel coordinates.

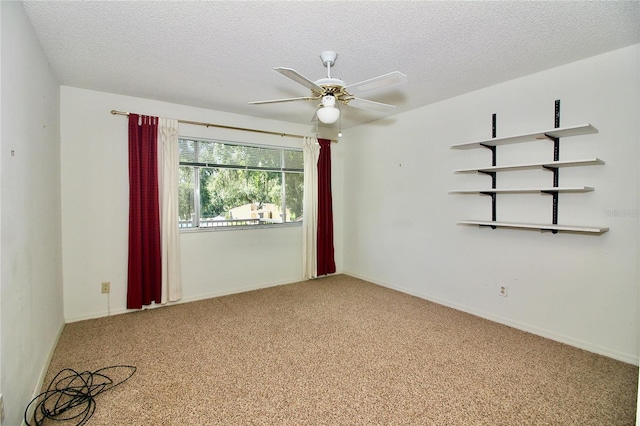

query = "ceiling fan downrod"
[{"left": 320, "top": 51, "right": 338, "bottom": 79}]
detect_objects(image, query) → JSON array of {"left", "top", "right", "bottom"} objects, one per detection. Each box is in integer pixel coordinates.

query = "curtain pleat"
[
  {"left": 302, "top": 137, "right": 320, "bottom": 279},
  {"left": 127, "top": 114, "right": 162, "bottom": 309},
  {"left": 317, "top": 138, "right": 336, "bottom": 276},
  {"left": 159, "top": 118, "right": 182, "bottom": 303}
]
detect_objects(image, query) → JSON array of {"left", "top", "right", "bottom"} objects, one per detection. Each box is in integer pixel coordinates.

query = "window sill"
[{"left": 179, "top": 221, "right": 302, "bottom": 233}]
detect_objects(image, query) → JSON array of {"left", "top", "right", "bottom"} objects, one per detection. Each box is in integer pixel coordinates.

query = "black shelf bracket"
[
  {"left": 479, "top": 186, "right": 497, "bottom": 223},
  {"left": 543, "top": 165, "right": 560, "bottom": 187},
  {"left": 544, "top": 135, "right": 561, "bottom": 162},
  {"left": 541, "top": 190, "right": 560, "bottom": 229},
  {"left": 479, "top": 113, "right": 498, "bottom": 228},
  {"left": 479, "top": 144, "right": 497, "bottom": 166},
  {"left": 546, "top": 100, "right": 562, "bottom": 233},
  {"left": 479, "top": 172, "right": 497, "bottom": 222}
]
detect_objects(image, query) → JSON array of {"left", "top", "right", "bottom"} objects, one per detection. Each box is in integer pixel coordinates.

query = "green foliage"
[
  {"left": 285, "top": 172, "right": 304, "bottom": 220},
  {"left": 203, "top": 169, "right": 282, "bottom": 219},
  {"left": 178, "top": 167, "right": 194, "bottom": 221}
]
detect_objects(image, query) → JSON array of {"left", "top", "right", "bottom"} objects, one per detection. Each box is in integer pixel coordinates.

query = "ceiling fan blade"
[
  {"left": 249, "top": 96, "right": 315, "bottom": 105},
  {"left": 345, "top": 71, "right": 407, "bottom": 93},
  {"left": 347, "top": 97, "right": 397, "bottom": 112},
  {"left": 275, "top": 67, "right": 324, "bottom": 92}
]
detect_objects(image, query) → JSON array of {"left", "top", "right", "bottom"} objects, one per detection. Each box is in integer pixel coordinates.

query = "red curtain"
[
  {"left": 127, "top": 114, "right": 162, "bottom": 309},
  {"left": 317, "top": 138, "right": 336, "bottom": 276}
]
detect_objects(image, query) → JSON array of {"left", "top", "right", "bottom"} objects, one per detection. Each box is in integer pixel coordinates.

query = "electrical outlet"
[
  {"left": 499, "top": 285, "right": 508, "bottom": 297},
  {"left": 101, "top": 281, "right": 111, "bottom": 294}
]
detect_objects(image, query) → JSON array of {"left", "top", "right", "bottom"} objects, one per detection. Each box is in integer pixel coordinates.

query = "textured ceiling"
[{"left": 22, "top": 1, "right": 640, "bottom": 131}]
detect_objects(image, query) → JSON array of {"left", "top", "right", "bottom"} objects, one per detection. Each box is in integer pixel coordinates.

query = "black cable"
[{"left": 24, "top": 365, "right": 136, "bottom": 426}]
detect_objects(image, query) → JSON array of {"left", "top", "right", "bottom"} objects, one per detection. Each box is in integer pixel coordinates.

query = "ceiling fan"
[{"left": 249, "top": 51, "right": 407, "bottom": 125}]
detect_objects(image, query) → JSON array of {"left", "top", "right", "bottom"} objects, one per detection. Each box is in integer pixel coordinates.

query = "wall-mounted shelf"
[
  {"left": 449, "top": 186, "right": 593, "bottom": 195},
  {"left": 457, "top": 220, "right": 609, "bottom": 234},
  {"left": 449, "top": 101, "right": 607, "bottom": 235},
  {"left": 450, "top": 123, "right": 598, "bottom": 150},
  {"left": 454, "top": 158, "right": 605, "bottom": 174}
]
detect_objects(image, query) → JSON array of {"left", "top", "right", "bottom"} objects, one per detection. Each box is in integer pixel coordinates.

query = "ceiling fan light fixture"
[
  {"left": 317, "top": 106, "right": 339, "bottom": 124},
  {"left": 317, "top": 95, "right": 340, "bottom": 124}
]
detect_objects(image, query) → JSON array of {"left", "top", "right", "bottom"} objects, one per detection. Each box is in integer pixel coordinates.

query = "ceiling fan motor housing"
[
  {"left": 315, "top": 78, "right": 345, "bottom": 87},
  {"left": 313, "top": 79, "right": 351, "bottom": 103}
]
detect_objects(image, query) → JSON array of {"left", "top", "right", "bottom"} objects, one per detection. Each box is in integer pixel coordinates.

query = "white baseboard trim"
[
  {"left": 345, "top": 272, "right": 639, "bottom": 366},
  {"left": 23, "top": 321, "right": 66, "bottom": 425},
  {"left": 65, "top": 277, "right": 310, "bottom": 323}
]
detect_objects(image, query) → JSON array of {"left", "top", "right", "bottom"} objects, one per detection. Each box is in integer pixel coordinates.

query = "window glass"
[
  {"left": 285, "top": 172, "right": 304, "bottom": 222},
  {"left": 178, "top": 138, "right": 303, "bottom": 229},
  {"left": 178, "top": 166, "right": 195, "bottom": 228}
]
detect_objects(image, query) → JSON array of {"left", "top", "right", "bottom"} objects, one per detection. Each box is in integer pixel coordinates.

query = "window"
[{"left": 178, "top": 138, "right": 304, "bottom": 229}]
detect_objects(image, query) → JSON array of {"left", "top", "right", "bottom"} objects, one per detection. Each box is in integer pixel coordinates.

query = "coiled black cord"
[{"left": 25, "top": 365, "right": 136, "bottom": 426}]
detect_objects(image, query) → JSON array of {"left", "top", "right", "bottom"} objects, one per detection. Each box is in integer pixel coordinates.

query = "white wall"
[
  {"left": 1, "top": 2, "right": 64, "bottom": 425},
  {"left": 61, "top": 87, "right": 344, "bottom": 322},
  {"left": 343, "top": 45, "right": 640, "bottom": 364}
]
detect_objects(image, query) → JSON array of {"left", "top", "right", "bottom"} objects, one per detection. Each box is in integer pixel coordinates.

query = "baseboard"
[
  {"left": 344, "top": 272, "right": 639, "bottom": 366},
  {"left": 23, "top": 321, "right": 66, "bottom": 425},
  {"left": 65, "top": 277, "right": 310, "bottom": 323},
  {"left": 178, "top": 278, "right": 301, "bottom": 305}
]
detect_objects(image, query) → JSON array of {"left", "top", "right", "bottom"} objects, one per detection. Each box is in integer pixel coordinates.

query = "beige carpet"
[{"left": 34, "top": 275, "right": 637, "bottom": 425}]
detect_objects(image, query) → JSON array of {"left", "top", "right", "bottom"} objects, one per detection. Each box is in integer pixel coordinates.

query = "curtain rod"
[{"left": 110, "top": 109, "right": 337, "bottom": 142}]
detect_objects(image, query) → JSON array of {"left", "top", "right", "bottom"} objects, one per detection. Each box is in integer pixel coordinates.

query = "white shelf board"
[
  {"left": 449, "top": 186, "right": 594, "bottom": 195},
  {"left": 457, "top": 220, "right": 609, "bottom": 234},
  {"left": 451, "top": 124, "right": 598, "bottom": 150},
  {"left": 454, "top": 158, "right": 604, "bottom": 174}
]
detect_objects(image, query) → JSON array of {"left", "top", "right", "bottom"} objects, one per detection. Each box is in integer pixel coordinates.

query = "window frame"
[{"left": 178, "top": 137, "right": 304, "bottom": 232}]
